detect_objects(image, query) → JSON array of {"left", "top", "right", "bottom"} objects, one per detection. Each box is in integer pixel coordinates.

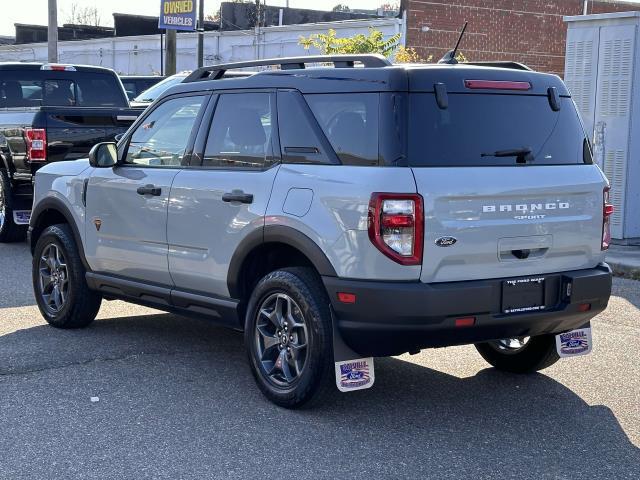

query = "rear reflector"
[
  {"left": 465, "top": 80, "right": 531, "bottom": 91},
  {"left": 338, "top": 292, "right": 357, "bottom": 304},
  {"left": 578, "top": 303, "right": 591, "bottom": 312},
  {"left": 455, "top": 317, "right": 476, "bottom": 327}
]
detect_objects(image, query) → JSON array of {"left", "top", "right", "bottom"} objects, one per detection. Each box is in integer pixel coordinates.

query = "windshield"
[
  {"left": 132, "top": 75, "right": 186, "bottom": 103},
  {"left": 408, "top": 94, "right": 590, "bottom": 166}
]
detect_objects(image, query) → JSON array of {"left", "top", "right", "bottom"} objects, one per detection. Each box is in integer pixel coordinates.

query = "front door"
[
  {"left": 84, "top": 94, "right": 209, "bottom": 285},
  {"left": 168, "top": 92, "right": 279, "bottom": 298}
]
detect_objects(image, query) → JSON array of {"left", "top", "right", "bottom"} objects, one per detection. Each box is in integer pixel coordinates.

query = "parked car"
[
  {"left": 0, "top": 62, "right": 141, "bottom": 242},
  {"left": 28, "top": 55, "right": 612, "bottom": 408},
  {"left": 128, "top": 72, "right": 189, "bottom": 109},
  {"left": 119, "top": 75, "right": 165, "bottom": 101}
]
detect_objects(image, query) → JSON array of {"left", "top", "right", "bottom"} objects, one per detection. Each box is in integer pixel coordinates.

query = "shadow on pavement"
[{"left": 0, "top": 312, "right": 637, "bottom": 478}]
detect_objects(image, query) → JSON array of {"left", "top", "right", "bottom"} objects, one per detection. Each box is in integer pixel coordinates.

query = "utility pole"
[
  {"left": 197, "top": 0, "right": 204, "bottom": 68},
  {"left": 165, "top": 29, "right": 177, "bottom": 75},
  {"left": 47, "top": 0, "right": 58, "bottom": 62}
]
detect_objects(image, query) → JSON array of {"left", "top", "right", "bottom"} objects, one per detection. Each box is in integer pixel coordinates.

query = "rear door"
[
  {"left": 408, "top": 89, "right": 607, "bottom": 284},
  {"left": 84, "top": 93, "right": 208, "bottom": 285},
  {"left": 167, "top": 91, "right": 279, "bottom": 299}
]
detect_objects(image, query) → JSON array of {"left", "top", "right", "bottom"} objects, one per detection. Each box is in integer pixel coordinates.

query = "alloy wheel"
[
  {"left": 488, "top": 337, "right": 531, "bottom": 354},
  {"left": 38, "top": 243, "right": 69, "bottom": 314},
  {"left": 254, "top": 293, "right": 309, "bottom": 387}
]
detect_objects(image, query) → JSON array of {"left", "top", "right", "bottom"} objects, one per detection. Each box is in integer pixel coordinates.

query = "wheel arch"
[
  {"left": 227, "top": 225, "right": 337, "bottom": 301},
  {"left": 29, "top": 197, "right": 89, "bottom": 270}
]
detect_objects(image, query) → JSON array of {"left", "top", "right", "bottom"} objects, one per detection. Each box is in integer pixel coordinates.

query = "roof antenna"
[{"left": 438, "top": 21, "right": 468, "bottom": 65}]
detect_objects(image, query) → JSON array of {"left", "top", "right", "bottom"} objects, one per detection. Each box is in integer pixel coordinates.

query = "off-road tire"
[
  {"left": 0, "top": 169, "right": 27, "bottom": 243},
  {"left": 475, "top": 334, "right": 560, "bottom": 373},
  {"left": 245, "top": 267, "right": 335, "bottom": 408},
  {"left": 32, "top": 224, "right": 102, "bottom": 328}
]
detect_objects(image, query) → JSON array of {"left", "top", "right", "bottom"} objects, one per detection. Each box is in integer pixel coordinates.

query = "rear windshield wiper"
[{"left": 481, "top": 147, "right": 533, "bottom": 164}]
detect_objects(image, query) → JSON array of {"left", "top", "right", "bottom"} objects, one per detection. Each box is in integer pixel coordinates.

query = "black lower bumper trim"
[{"left": 323, "top": 264, "right": 612, "bottom": 357}]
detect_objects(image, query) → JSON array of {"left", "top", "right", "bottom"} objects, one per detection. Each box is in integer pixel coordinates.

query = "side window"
[
  {"left": 125, "top": 95, "right": 206, "bottom": 167},
  {"left": 203, "top": 93, "right": 273, "bottom": 169},
  {"left": 305, "top": 93, "right": 380, "bottom": 166},
  {"left": 277, "top": 90, "right": 332, "bottom": 164}
]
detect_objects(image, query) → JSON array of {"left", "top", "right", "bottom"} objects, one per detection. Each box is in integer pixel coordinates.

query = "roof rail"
[
  {"left": 465, "top": 61, "right": 533, "bottom": 71},
  {"left": 183, "top": 54, "right": 392, "bottom": 83}
]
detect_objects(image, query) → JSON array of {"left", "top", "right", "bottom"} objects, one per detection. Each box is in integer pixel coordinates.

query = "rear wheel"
[
  {"left": 475, "top": 334, "right": 560, "bottom": 373},
  {"left": 0, "top": 170, "right": 27, "bottom": 243},
  {"left": 32, "top": 224, "right": 101, "bottom": 328},
  {"left": 244, "top": 267, "right": 334, "bottom": 408}
]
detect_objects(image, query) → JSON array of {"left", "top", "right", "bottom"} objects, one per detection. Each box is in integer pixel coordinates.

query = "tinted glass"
[
  {"left": 305, "top": 93, "right": 379, "bottom": 166},
  {"left": 125, "top": 95, "right": 205, "bottom": 167},
  {"left": 203, "top": 93, "right": 273, "bottom": 169},
  {"left": 0, "top": 70, "right": 127, "bottom": 107},
  {"left": 277, "top": 91, "right": 331, "bottom": 164},
  {"left": 408, "top": 94, "right": 588, "bottom": 166}
]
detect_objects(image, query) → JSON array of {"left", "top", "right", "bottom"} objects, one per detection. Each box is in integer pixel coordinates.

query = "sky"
[{"left": 0, "top": 0, "right": 386, "bottom": 36}]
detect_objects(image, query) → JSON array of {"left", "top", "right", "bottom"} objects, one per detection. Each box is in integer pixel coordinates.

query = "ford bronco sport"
[{"left": 29, "top": 55, "right": 613, "bottom": 408}]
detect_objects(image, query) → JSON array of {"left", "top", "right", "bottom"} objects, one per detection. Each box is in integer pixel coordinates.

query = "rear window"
[
  {"left": 0, "top": 70, "right": 126, "bottom": 108},
  {"left": 408, "top": 94, "right": 590, "bottom": 167}
]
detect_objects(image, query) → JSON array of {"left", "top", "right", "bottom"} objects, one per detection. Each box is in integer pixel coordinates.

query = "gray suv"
[{"left": 28, "top": 55, "right": 613, "bottom": 408}]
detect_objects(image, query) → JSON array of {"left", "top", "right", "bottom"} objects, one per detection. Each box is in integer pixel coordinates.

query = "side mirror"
[{"left": 89, "top": 142, "right": 118, "bottom": 168}]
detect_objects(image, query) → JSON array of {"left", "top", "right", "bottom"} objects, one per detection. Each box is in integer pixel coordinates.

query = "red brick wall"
[{"left": 404, "top": 0, "right": 640, "bottom": 75}]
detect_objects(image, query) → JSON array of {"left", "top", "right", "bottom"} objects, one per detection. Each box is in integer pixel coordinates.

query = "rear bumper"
[{"left": 323, "top": 264, "right": 612, "bottom": 357}]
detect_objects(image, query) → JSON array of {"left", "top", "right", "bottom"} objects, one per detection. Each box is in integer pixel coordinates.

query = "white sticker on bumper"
[
  {"left": 335, "top": 357, "right": 375, "bottom": 392},
  {"left": 13, "top": 210, "right": 31, "bottom": 225},
  {"left": 556, "top": 327, "right": 592, "bottom": 358}
]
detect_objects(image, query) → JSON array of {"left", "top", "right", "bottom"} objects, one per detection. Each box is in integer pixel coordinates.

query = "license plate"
[{"left": 502, "top": 276, "right": 545, "bottom": 314}]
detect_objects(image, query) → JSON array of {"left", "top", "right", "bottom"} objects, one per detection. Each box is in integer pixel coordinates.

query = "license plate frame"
[{"left": 502, "top": 276, "right": 545, "bottom": 314}]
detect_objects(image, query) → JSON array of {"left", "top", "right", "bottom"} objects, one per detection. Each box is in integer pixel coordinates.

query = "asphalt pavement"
[{"left": 0, "top": 242, "right": 638, "bottom": 479}]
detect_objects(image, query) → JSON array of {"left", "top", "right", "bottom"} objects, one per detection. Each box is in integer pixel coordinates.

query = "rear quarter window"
[{"left": 408, "top": 94, "right": 589, "bottom": 167}]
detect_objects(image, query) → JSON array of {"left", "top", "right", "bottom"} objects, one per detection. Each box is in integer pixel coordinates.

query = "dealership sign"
[{"left": 159, "top": 0, "right": 196, "bottom": 30}]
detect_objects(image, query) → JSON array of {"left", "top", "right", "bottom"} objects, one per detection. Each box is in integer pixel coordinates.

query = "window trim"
[
  {"left": 191, "top": 89, "right": 281, "bottom": 172},
  {"left": 118, "top": 91, "right": 212, "bottom": 169}
]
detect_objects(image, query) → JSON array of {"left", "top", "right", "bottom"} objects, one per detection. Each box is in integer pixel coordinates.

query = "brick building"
[{"left": 403, "top": 0, "right": 640, "bottom": 75}]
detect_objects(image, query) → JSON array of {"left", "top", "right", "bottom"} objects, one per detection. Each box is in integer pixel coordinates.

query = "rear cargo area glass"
[{"left": 408, "top": 94, "right": 589, "bottom": 167}]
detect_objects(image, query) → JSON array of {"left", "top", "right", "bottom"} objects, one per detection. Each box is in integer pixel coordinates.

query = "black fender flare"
[
  {"left": 29, "top": 197, "right": 90, "bottom": 270},
  {"left": 227, "top": 225, "right": 337, "bottom": 299}
]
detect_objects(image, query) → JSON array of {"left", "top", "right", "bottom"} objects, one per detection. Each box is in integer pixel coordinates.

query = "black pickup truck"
[{"left": 0, "top": 63, "right": 140, "bottom": 241}]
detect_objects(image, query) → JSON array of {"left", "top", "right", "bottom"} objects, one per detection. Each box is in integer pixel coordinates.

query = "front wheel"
[
  {"left": 475, "top": 334, "right": 560, "bottom": 373},
  {"left": 244, "top": 267, "right": 334, "bottom": 408},
  {"left": 32, "top": 224, "right": 102, "bottom": 328},
  {"left": 0, "top": 169, "right": 27, "bottom": 243}
]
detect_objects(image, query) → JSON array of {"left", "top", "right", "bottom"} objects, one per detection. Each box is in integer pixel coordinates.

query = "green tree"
[
  {"left": 332, "top": 4, "right": 351, "bottom": 12},
  {"left": 299, "top": 28, "right": 401, "bottom": 58}
]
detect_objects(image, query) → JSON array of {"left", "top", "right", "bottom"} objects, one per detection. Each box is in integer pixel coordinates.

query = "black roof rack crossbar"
[
  {"left": 466, "top": 61, "right": 532, "bottom": 71},
  {"left": 183, "top": 54, "right": 391, "bottom": 82}
]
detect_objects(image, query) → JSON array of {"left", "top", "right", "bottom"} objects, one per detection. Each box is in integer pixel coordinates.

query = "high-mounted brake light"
[
  {"left": 602, "top": 187, "right": 614, "bottom": 250},
  {"left": 25, "top": 128, "right": 47, "bottom": 162},
  {"left": 40, "top": 64, "right": 77, "bottom": 72},
  {"left": 464, "top": 80, "right": 531, "bottom": 91},
  {"left": 368, "top": 193, "right": 424, "bottom": 266}
]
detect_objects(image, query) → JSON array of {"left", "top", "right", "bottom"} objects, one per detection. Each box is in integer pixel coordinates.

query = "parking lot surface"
[{"left": 0, "top": 242, "right": 638, "bottom": 479}]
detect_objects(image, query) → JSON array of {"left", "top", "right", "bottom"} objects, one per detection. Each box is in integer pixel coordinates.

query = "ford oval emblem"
[{"left": 435, "top": 236, "right": 457, "bottom": 247}]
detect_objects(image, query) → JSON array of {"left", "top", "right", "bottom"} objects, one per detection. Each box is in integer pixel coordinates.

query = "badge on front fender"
[{"left": 556, "top": 327, "right": 592, "bottom": 358}]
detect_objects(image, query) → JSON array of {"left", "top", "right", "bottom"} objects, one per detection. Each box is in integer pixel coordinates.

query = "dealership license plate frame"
[{"left": 502, "top": 276, "right": 546, "bottom": 314}]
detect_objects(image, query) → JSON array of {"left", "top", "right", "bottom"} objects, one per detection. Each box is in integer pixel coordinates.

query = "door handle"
[
  {"left": 136, "top": 184, "right": 162, "bottom": 196},
  {"left": 222, "top": 191, "right": 254, "bottom": 204}
]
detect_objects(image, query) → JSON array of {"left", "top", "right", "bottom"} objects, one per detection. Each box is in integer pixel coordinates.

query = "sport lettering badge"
[{"left": 334, "top": 358, "right": 375, "bottom": 392}]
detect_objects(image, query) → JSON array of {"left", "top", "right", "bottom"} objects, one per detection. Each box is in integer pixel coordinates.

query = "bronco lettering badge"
[{"left": 335, "top": 358, "right": 375, "bottom": 392}]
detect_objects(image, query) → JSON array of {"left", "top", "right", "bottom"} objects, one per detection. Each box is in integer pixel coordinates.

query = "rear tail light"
[
  {"left": 602, "top": 187, "right": 614, "bottom": 250},
  {"left": 464, "top": 79, "right": 531, "bottom": 91},
  {"left": 368, "top": 193, "right": 424, "bottom": 266},
  {"left": 25, "top": 128, "right": 47, "bottom": 162}
]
